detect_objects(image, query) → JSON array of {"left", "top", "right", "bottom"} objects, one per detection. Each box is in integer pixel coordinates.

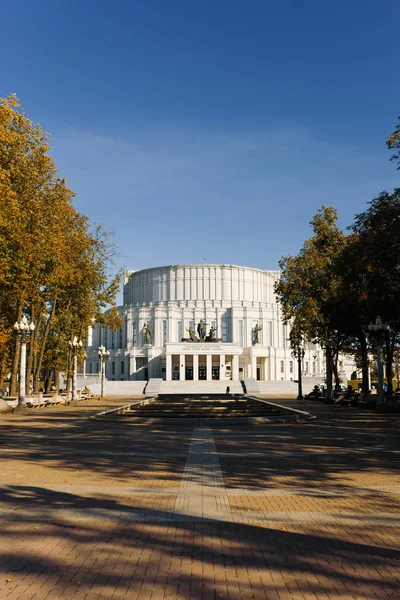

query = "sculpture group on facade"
[
  {"left": 143, "top": 320, "right": 262, "bottom": 345},
  {"left": 184, "top": 321, "right": 219, "bottom": 343}
]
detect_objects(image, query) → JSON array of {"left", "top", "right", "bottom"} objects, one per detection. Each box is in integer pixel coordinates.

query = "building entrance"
[
  {"left": 212, "top": 366, "right": 220, "bottom": 380},
  {"left": 199, "top": 366, "right": 206, "bottom": 380},
  {"left": 185, "top": 366, "right": 193, "bottom": 380}
]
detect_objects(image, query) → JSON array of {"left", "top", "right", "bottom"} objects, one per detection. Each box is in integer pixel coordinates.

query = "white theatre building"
[{"left": 84, "top": 264, "right": 326, "bottom": 384}]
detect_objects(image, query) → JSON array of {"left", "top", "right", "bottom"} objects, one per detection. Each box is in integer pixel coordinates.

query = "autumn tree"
[
  {"left": 275, "top": 206, "right": 348, "bottom": 399},
  {"left": 349, "top": 189, "right": 400, "bottom": 395},
  {"left": 0, "top": 95, "right": 121, "bottom": 394}
]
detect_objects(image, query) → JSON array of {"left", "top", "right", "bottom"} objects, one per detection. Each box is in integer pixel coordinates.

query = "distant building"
[{"left": 84, "top": 264, "right": 326, "bottom": 383}]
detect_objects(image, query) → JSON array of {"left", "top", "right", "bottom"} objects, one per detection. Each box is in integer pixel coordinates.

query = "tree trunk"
[
  {"left": 66, "top": 349, "right": 72, "bottom": 401},
  {"left": 10, "top": 303, "right": 22, "bottom": 396},
  {"left": 45, "top": 370, "right": 53, "bottom": 393},
  {"left": 325, "top": 339, "right": 333, "bottom": 400},
  {"left": 332, "top": 359, "right": 340, "bottom": 392},
  {"left": 33, "top": 295, "right": 57, "bottom": 392},
  {"left": 54, "top": 369, "right": 60, "bottom": 392},
  {"left": 359, "top": 333, "right": 370, "bottom": 394},
  {"left": 26, "top": 304, "right": 36, "bottom": 395},
  {"left": 0, "top": 357, "right": 5, "bottom": 392},
  {"left": 385, "top": 330, "right": 396, "bottom": 397}
]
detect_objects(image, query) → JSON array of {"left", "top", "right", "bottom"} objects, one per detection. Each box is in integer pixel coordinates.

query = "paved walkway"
[{"left": 0, "top": 396, "right": 399, "bottom": 599}]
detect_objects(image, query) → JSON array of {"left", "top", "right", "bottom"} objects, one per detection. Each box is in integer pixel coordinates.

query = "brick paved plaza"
[{"left": 0, "top": 397, "right": 399, "bottom": 600}]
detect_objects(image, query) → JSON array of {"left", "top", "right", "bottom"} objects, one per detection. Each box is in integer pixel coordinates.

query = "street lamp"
[
  {"left": 292, "top": 343, "right": 305, "bottom": 400},
  {"left": 368, "top": 316, "right": 389, "bottom": 407},
  {"left": 98, "top": 345, "right": 110, "bottom": 398},
  {"left": 13, "top": 316, "right": 35, "bottom": 410},
  {"left": 69, "top": 336, "right": 83, "bottom": 402}
]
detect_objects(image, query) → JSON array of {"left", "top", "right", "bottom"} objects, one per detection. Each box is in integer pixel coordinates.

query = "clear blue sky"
[{"left": 1, "top": 0, "right": 399, "bottom": 282}]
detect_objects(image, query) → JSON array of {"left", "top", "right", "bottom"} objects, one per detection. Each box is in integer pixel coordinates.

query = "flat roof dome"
[{"left": 123, "top": 264, "right": 279, "bottom": 305}]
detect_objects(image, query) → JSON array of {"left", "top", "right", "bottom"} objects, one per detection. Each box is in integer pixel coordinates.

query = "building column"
[
  {"left": 179, "top": 354, "right": 185, "bottom": 381},
  {"left": 264, "top": 357, "right": 268, "bottom": 381},
  {"left": 193, "top": 354, "right": 199, "bottom": 381},
  {"left": 251, "top": 356, "right": 257, "bottom": 379},
  {"left": 130, "top": 356, "right": 136, "bottom": 380},
  {"left": 206, "top": 354, "right": 212, "bottom": 381},
  {"left": 148, "top": 348, "right": 157, "bottom": 379},
  {"left": 219, "top": 354, "right": 225, "bottom": 380},
  {"left": 232, "top": 354, "right": 239, "bottom": 380},
  {"left": 166, "top": 354, "right": 172, "bottom": 381}
]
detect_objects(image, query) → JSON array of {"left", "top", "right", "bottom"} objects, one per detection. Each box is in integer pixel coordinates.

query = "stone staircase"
[{"left": 119, "top": 394, "right": 300, "bottom": 420}]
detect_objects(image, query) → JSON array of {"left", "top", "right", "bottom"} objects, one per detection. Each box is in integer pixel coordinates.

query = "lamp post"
[
  {"left": 69, "top": 336, "right": 83, "bottom": 402},
  {"left": 292, "top": 343, "right": 305, "bottom": 400},
  {"left": 98, "top": 345, "right": 110, "bottom": 398},
  {"left": 13, "top": 316, "right": 35, "bottom": 410},
  {"left": 368, "top": 316, "right": 388, "bottom": 407}
]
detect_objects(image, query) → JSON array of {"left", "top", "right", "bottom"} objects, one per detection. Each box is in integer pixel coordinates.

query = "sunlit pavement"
[{"left": 0, "top": 396, "right": 399, "bottom": 599}]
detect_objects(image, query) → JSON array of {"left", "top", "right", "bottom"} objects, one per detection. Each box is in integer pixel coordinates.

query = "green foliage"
[{"left": 387, "top": 115, "right": 400, "bottom": 169}]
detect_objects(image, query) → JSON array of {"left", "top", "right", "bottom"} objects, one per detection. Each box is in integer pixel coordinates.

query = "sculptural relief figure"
[
  {"left": 197, "top": 319, "right": 206, "bottom": 340},
  {"left": 253, "top": 323, "right": 262, "bottom": 345},
  {"left": 207, "top": 326, "right": 217, "bottom": 342},
  {"left": 142, "top": 322, "right": 153, "bottom": 345},
  {"left": 186, "top": 328, "right": 199, "bottom": 342}
]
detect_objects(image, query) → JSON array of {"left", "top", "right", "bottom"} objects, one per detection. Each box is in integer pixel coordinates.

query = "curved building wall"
[
  {"left": 85, "top": 264, "right": 325, "bottom": 383},
  {"left": 123, "top": 264, "right": 279, "bottom": 305}
]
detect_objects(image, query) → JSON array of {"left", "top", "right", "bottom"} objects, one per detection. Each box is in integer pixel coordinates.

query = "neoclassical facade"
[{"left": 85, "top": 264, "right": 324, "bottom": 382}]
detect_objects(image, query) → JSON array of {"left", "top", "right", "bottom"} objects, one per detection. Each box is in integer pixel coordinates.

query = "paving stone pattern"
[{"left": 0, "top": 396, "right": 399, "bottom": 599}]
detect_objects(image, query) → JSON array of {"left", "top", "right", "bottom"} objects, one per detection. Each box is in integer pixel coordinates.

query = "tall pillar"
[
  {"left": 130, "top": 356, "right": 136, "bottom": 380},
  {"left": 166, "top": 354, "right": 172, "bottom": 381},
  {"left": 179, "top": 354, "right": 185, "bottom": 381},
  {"left": 206, "top": 354, "right": 212, "bottom": 381},
  {"left": 264, "top": 357, "right": 268, "bottom": 381},
  {"left": 193, "top": 354, "right": 199, "bottom": 381},
  {"left": 251, "top": 356, "right": 257, "bottom": 379},
  {"left": 232, "top": 354, "right": 239, "bottom": 380},
  {"left": 219, "top": 354, "right": 225, "bottom": 380}
]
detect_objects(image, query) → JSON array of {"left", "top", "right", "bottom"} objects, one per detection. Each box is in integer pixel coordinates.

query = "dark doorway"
[
  {"left": 185, "top": 366, "right": 193, "bottom": 380},
  {"left": 212, "top": 366, "right": 220, "bottom": 380},
  {"left": 199, "top": 366, "right": 206, "bottom": 380},
  {"left": 257, "top": 367, "right": 261, "bottom": 380}
]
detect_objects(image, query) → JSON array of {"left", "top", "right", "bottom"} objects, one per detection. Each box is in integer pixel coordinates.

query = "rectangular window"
[
  {"left": 289, "top": 360, "right": 293, "bottom": 374},
  {"left": 104, "top": 327, "right": 108, "bottom": 349},
  {"left": 121, "top": 361, "right": 124, "bottom": 374},
  {"left": 238, "top": 320, "right": 243, "bottom": 347},
  {"left": 268, "top": 321, "right": 273, "bottom": 346},
  {"left": 282, "top": 324, "right": 286, "bottom": 348},
  {"left": 89, "top": 362, "right": 92, "bottom": 374},
  {"left": 306, "top": 361, "right": 309, "bottom": 373},
  {"left": 313, "top": 361, "right": 316, "bottom": 375},
  {"left": 280, "top": 360, "right": 284, "bottom": 374},
  {"left": 132, "top": 321, "right": 137, "bottom": 347},
  {"left": 112, "top": 361, "right": 115, "bottom": 375},
  {"left": 178, "top": 321, "right": 183, "bottom": 341},
  {"left": 162, "top": 320, "right": 167, "bottom": 345},
  {"left": 222, "top": 319, "right": 228, "bottom": 342},
  {"left": 111, "top": 331, "right": 115, "bottom": 350},
  {"left": 119, "top": 327, "right": 123, "bottom": 349},
  {"left": 96, "top": 363, "right": 99, "bottom": 374},
  {"left": 189, "top": 320, "right": 194, "bottom": 336}
]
